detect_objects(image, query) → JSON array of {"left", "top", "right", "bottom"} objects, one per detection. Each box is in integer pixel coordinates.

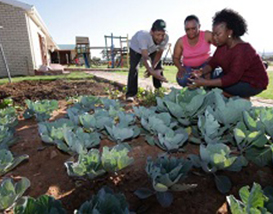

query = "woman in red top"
[{"left": 188, "top": 9, "right": 269, "bottom": 98}]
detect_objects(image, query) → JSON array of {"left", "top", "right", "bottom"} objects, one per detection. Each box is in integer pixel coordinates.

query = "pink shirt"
[{"left": 181, "top": 31, "right": 211, "bottom": 67}]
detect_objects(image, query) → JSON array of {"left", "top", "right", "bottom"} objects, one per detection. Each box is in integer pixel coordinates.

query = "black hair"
[
  {"left": 184, "top": 15, "right": 200, "bottom": 25},
  {"left": 212, "top": 9, "right": 247, "bottom": 38}
]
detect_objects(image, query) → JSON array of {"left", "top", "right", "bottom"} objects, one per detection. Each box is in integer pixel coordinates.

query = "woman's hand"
[
  {"left": 176, "top": 67, "right": 186, "bottom": 78},
  {"left": 192, "top": 68, "right": 203, "bottom": 78},
  {"left": 187, "top": 75, "right": 207, "bottom": 89}
]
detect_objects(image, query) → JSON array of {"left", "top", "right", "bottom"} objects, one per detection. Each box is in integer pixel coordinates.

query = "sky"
[{"left": 20, "top": 0, "right": 273, "bottom": 57}]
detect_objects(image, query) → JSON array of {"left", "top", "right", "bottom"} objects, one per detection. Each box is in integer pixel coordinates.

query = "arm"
[
  {"left": 188, "top": 64, "right": 222, "bottom": 89},
  {"left": 205, "top": 30, "right": 217, "bottom": 46},
  {"left": 152, "top": 49, "right": 163, "bottom": 68},
  {"left": 141, "top": 49, "right": 167, "bottom": 82},
  {"left": 173, "top": 38, "right": 186, "bottom": 78}
]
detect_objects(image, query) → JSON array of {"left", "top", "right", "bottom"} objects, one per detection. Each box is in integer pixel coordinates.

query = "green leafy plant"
[
  {"left": 39, "top": 121, "right": 100, "bottom": 154},
  {"left": 134, "top": 154, "right": 195, "bottom": 207},
  {"left": 133, "top": 106, "right": 156, "bottom": 120},
  {"left": 101, "top": 144, "right": 134, "bottom": 172},
  {"left": 73, "top": 95, "right": 101, "bottom": 112},
  {"left": 156, "top": 128, "right": 188, "bottom": 152},
  {"left": 197, "top": 108, "right": 229, "bottom": 144},
  {"left": 0, "top": 177, "right": 30, "bottom": 211},
  {"left": 138, "top": 87, "right": 167, "bottom": 106},
  {"left": 105, "top": 124, "right": 140, "bottom": 143},
  {"left": 0, "top": 97, "right": 13, "bottom": 109},
  {"left": 156, "top": 87, "right": 208, "bottom": 126},
  {"left": 0, "top": 149, "right": 29, "bottom": 176},
  {"left": 14, "top": 195, "right": 67, "bottom": 214},
  {"left": 104, "top": 87, "right": 123, "bottom": 99},
  {"left": 189, "top": 143, "right": 245, "bottom": 194},
  {"left": 75, "top": 186, "right": 130, "bottom": 214},
  {"left": 38, "top": 118, "right": 76, "bottom": 144},
  {"left": 65, "top": 144, "right": 133, "bottom": 178},
  {"left": 79, "top": 112, "right": 113, "bottom": 131},
  {"left": 140, "top": 112, "right": 177, "bottom": 136},
  {"left": 239, "top": 110, "right": 273, "bottom": 167},
  {"left": 0, "top": 107, "right": 18, "bottom": 128},
  {"left": 227, "top": 183, "right": 272, "bottom": 214},
  {"left": 23, "top": 99, "right": 58, "bottom": 122},
  {"left": 0, "top": 125, "right": 16, "bottom": 149}
]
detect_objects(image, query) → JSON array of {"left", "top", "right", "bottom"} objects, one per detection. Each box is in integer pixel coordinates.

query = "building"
[
  {"left": 0, "top": 0, "right": 58, "bottom": 77},
  {"left": 51, "top": 44, "right": 76, "bottom": 65}
]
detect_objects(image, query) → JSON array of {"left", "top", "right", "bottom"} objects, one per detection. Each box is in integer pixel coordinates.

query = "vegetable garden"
[{"left": 0, "top": 79, "right": 272, "bottom": 214}]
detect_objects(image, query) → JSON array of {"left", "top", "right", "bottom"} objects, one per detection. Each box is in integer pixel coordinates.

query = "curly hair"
[{"left": 212, "top": 9, "right": 247, "bottom": 38}]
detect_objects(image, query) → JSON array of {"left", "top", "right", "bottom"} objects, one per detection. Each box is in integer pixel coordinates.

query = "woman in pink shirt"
[
  {"left": 188, "top": 9, "right": 268, "bottom": 98},
  {"left": 173, "top": 15, "right": 214, "bottom": 87}
]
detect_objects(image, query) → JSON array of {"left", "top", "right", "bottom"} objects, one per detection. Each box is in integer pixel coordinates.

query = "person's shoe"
[{"left": 126, "top": 96, "right": 134, "bottom": 102}]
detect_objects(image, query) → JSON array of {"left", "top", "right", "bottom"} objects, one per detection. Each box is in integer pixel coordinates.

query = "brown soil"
[{"left": 0, "top": 78, "right": 272, "bottom": 214}]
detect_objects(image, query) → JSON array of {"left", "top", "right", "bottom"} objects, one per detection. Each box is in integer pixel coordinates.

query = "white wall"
[{"left": 26, "top": 15, "right": 47, "bottom": 69}]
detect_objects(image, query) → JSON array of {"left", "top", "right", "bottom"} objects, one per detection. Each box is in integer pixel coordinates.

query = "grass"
[
  {"left": 258, "top": 69, "right": 273, "bottom": 99},
  {"left": 0, "top": 72, "right": 95, "bottom": 85}
]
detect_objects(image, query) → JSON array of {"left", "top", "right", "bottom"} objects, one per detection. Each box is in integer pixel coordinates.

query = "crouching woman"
[{"left": 188, "top": 9, "right": 268, "bottom": 98}]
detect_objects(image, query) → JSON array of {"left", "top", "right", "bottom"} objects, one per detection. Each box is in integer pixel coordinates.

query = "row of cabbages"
[{"left": 1, "top": 87, "right": 273, "bottom": 213}]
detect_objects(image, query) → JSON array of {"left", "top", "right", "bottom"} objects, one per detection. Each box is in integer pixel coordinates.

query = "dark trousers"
[
  {"left": 126, "top": 48, "right": 163, "bottom": 97},
  {"left": 213, "top": 70, "right": 264, "bottom": 97}
]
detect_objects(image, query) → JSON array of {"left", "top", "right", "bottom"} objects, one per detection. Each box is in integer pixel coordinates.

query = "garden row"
[{"left": 0, "top": 87, "right": 273, "bottom": 213}]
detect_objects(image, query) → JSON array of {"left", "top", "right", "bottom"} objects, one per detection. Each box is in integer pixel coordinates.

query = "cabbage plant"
[
  {"left": 140, "top": 112, "right": 177, "bottom": 135},
  {"left": 156, "top": 128, "right": 188, "bottom": 152},
  {"left": 0, "top": 125, "right": 16, "bottom": 149},
  {"left": 100, "top": 98, "right": 124, "bottom": 111},
  {"left": 14, "top": 195, "right": 67, "bottom": 214},
  {"left": 23, "top": 99, "right": 58, "bottom": 122},
  {"left": 189, "top": 143, "right": 245, "bottom": 194},
  {"left": 197, "top": 108, "right": 227, "bottom": 144},
  {"left": 38, "top": 118, "right": 75, "bottom": 144},
  {"left": 156, "top": 87, "right": 208, "bottom": 126},
  {"left": 0, "top": 149, "right": 29, "bottom": 176},
  {"left": 75, "top": 186, "right": 130, "bottom": 214},
  {"left": 0, "top": 177, "right": 30, "bottom": 211},
  {"left": 65, "top": 144, "right": 133, "bottom": 179},
  {"left": 101, "top": 144, "right": 134, "bottom": 172},
  {"left": 134, "top": 154, "right": 195, "bottom": 207},
  {"left": 227, "top": 183, "right": 273, "bottom": 214},
  {"left": 39, "top": 120, "right": 100, "bottom": 154},
  {"left": 73, "top": 95, "right": 101, "bottom": 112},
  {"left": 133, "top": 106, "right": 156, "bottom": 120},
  {"left": 105, "top": 124, "right": 140, "bottom": 144},
  {"left": 239, "top": 111, "right": 273, "bottom": 167},
  {"left": 79, "top": 113, "right": 113, "bottom": 131},
  {"left": 0, "top": 107, "right": 18, "bottom": 128}
]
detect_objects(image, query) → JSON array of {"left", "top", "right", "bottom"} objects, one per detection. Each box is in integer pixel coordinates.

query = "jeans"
[
  {"left": 126, "top": 48, "right": 163, "bottom": 97},
  {"left": 176, "top": 62, "right": 208, "bottom": 87},
  {"left": 213, "top": 70, "right": 264, "bottom": 97}
]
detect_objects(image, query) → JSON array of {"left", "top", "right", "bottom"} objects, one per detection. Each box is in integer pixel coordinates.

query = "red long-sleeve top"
[{"left": 208, "top": 43, "right": 268, "bottom": 89}]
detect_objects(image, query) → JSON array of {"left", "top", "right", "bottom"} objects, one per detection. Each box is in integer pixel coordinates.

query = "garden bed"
[{"left": 0, "top": 79, "right": 272, "bottom": 214}]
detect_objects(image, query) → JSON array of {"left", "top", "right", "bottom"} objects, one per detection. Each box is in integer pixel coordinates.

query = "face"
[
  {"left": 151, "top": 30, "right": 165, "bottom": 45},
  {"left": 212, "top": 23, "right": 232, "bottom": 46},
  {"left": 184, "top": 20, "right": 200, "bottom": 39}
]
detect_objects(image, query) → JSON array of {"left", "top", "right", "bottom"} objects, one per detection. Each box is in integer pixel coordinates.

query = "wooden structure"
[{"left": 76, "top": 36, "right": 91, "bottom": 68}]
